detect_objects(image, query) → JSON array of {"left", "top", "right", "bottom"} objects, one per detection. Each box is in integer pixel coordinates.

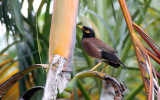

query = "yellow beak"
[{"left": 77, "top": 25, "right": 83, "bottom": 29}]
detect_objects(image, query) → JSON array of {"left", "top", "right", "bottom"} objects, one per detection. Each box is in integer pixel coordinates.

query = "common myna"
[{"left": 78, "top": 25, "right": 126, "bottom": 72}]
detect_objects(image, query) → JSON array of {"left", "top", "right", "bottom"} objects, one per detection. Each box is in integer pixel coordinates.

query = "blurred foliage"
[{"left": 0, "top": 0, "right": 160, "bottom": 100}]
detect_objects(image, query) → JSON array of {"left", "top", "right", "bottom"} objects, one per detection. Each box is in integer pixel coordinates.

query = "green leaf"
[
  {"left": 0, "top": 5, "right": 2, "bottom": 20},
  {"left": 77, "top": 80, "right": 91, "bottom": 100},
  {"left": 124, "top": 83, "right": 144, "bottom": 100},
  {"left": 8, "top": 0, "right": 25, "bottom": 36},
  {"left": 87, "top": 9, "right": 117, "bottom": 48},
  {"left": 66, "top": 71, "right": 126, "bottom": 99},
  {"left": 0, "top": 41, "right": 20, "bottom": 55},
  {"left": 20, "top": 86, "right": 44, "bottom": 100},
  {"left": 57, "top": 91, "right": 70, "bottom": 99}
]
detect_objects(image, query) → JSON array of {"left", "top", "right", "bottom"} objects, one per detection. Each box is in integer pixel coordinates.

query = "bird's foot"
[
  {"left": 89, "top": 70, "right": 99, "bottom": 74},
  {"left": 100, "top": 63, "right": 108, "bottom": 73},
  {"left": 90, "top": 62, "right": 102, "bottom": 71}
]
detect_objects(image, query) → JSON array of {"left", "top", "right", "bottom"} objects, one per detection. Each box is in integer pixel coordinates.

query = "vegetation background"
[{"left": 0, "top": 0, "right": 160, "bottom": 100}]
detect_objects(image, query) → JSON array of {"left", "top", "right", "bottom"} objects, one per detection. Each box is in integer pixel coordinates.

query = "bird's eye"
[
  {"left": 85, "top": 30, "right": 90, "bottom": 33},
  {"left": 84, "top": 29, "right": 90, "bottom": 33}
]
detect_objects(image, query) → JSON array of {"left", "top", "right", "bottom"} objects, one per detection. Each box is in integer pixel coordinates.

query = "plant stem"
[
  {"left": 115, "top": 37, "right": 132, "bottom": 76},
  {"left": 124, "top": 83, "right": 144, "bottom": 100},
  {"left": 78, "top": 80, "right": 92, "bottom": 100}
]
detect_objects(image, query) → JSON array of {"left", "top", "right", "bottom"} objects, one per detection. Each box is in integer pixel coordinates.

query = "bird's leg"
[
  {"left": 90, "top": 62, "right": 102, "bottom": 71},
  {"left": 100, "top": 63, "right": 108, "bottom": 73}
]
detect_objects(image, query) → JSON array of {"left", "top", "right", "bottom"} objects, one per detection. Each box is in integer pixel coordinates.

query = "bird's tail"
[{"left": 119, "top": 60, "right": 127, "bottom": 69}]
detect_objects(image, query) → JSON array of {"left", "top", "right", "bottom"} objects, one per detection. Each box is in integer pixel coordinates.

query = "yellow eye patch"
[{"left": 85, "top": 30, "right": 90, "bottom": 33}]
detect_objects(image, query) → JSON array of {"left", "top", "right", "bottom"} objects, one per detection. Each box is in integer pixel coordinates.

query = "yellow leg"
[
  {"left": 100, "top": 63, "right": 108, "bottom": 73},
  {"left": 90, "top": 62, "right": 102, "bottom": 71}
]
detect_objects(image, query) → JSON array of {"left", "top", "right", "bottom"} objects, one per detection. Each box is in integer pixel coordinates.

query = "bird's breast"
[{"left": 82, "top": 38, "right": 102, "bottom": 59}]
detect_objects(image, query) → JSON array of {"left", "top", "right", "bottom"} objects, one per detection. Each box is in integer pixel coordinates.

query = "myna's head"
[{"left": 78, "top": 25, "right": 95, "bottom": 38}]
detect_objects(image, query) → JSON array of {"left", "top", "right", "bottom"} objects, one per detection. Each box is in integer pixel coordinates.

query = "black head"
[{"left": 78, "top": 25, "right": 95, "bottom": 39}]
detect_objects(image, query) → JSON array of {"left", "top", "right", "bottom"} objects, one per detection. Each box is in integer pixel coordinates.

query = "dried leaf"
[
  {"left": 132, "top": 31, "right": 154, "bottom": 99},
  {"left": 0, "top": 64, "right": 48, "bottom": 99},
  {"left": 0, "top": 59, "right": 14, "bottom": 68},
  {"left": 118, "top": 0, "right": 160, "bottom": 99},
  {"left": 133, "top": 22, "right": 160, "bottom": 57},
  {"left": 145, "top": 48, "right": 160, "bottom": 65}
]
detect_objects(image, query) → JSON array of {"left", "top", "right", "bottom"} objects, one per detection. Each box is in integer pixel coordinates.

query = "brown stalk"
[
  {"left": 133, "top": 22, "right": 160, "bottom": 57},
  {"left": 156, "top": 71, "right": 160, "bottom": 79},
  {"left": 132, "top": 32, "right": 153, "bottom": 99},
  {"left": 146, "top": 48, "right": 160, "bottom": 65},
  {"left": 118, "top": 0, "right": 154, "bottom": 98},
  {"left": 118, "top": 0, "right": 133, "bottom": 33},
  {"left": 133, "top": 20, "right": 160, "bottom": 99}
]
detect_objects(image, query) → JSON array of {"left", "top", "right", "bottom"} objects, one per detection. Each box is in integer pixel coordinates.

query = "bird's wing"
[
  {"left": 101, "top": 51, "right": 126, "bottom": 68},
  {"left": 82, "top": 38, "right": 126, "bottom": 68},
  {"left": 88, "top": 38, "right": 116, "bottom": 53}
]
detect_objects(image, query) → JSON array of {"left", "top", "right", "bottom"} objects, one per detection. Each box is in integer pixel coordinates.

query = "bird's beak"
[{"left": 77, "top": 25, "right": 83, "bottom": 30}]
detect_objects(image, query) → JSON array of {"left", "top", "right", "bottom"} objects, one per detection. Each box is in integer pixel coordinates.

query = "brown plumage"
[{"left": 78, "top": 25, "right": 126, "bottom": 69}]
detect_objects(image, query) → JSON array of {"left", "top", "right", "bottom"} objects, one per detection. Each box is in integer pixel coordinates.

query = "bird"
[{"left": 78, "top": 25, "right": 126, "bottom": 72}]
